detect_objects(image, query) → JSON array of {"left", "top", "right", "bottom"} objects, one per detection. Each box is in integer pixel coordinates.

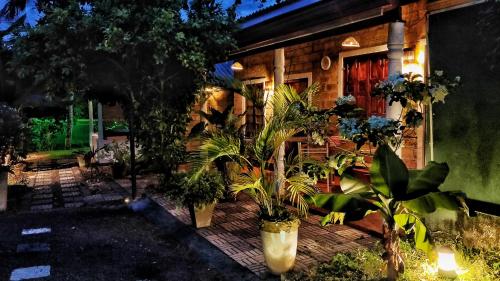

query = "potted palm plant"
[
  {"left": 165, "top": 171, "right": 225, "bottom": 228},
  {"left": 191, "top": 84, "right": 324, "bottom": 274}
]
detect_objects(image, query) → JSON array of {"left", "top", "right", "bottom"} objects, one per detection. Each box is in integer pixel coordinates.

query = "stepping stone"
[
  {"left": 32, "top": 194, "right": 52, "bottom": 200},
  {"left": 32, "top": 198, "right": 53, "bottom": 204},
  {"left": 30, "top": 204, "right": 53, "bottom": 211},
  {"left": 22, "top": 228, "right": 51, "bottom": 236},
  {"left": 10, "top": 266, "right": 51, "bottom": 281},
  {"left": 64, "top": 202, "right": 84, "bottom": 208},
  {"left": 16, "top": 243, "right": 50, "bottom": 253},
  {"left": 62, "top": 191, "right": 80, "bottom": 197}
]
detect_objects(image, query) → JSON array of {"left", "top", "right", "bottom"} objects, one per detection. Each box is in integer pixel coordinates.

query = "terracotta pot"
[
  {"left": 189, "top": 202, "right": 216, "bottom": 228},
  {"left": 260, "top": 218, "right": 300, "bottom": 275},
  {"left": 0, "top": 171, "right": 8, "bottom": 212}
]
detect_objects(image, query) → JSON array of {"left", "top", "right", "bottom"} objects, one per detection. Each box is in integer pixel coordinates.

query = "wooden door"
[{"left": 344, "top": 54, "right": 388, "bottom": 116}]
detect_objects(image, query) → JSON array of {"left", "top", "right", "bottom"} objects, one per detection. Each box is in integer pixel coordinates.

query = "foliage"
[
  {"left": 334, "top": 72, "right": 460, "bottom": 151},
  {"left": 309, "top": 144, "right": 467, "bottom": 280},
  {"left": 189, "top": 103, "right": 244, "bottom": 189},
  {"left": 104, "top": 120, "right": 128, "bottom": 132},
  {"left": 8, "top": 0, "right": 239, "bottom": 185},
  {"left": 163, "top": 171, "right": 225, "bottom": 208},
  {"left": 191, "top": 84, "right": 325, "bottom": 221},
  {"left": 287, "top": 252, "right": 374, "bottom": 281},
  {"left": 0, "top": 103, "right": 25, "bottom": 166},
  {"left": 28, "top": 117, "right": 65, "bottom": 151},
  {"left": 286, "top": 239, "right": 498, "bottom": 281}
]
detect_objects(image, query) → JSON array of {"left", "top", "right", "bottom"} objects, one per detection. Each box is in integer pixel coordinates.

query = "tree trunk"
[
  {"left": 384, "top": 221, "right": 404, "bottom": 281},
  {"left": 65, "top": 103, "right": 73, "bottom": 149},
  {"left": 128, "top": 93, "right": 137, "bottom": 199}
]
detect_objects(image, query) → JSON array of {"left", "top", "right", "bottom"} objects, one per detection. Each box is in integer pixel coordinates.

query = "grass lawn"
[{"left": 26, "top": 148, "right": 90, "bottom": 161}]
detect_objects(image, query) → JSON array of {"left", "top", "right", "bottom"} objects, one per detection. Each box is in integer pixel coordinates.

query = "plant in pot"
[
  {"left": 0, "top": 104, "right": 25, "bottom": 212},
  {"left": 164, "top": 171, "right": 225, "bottom": 228},
  {"left": 308, "top": 71, "right": 469, "bottom": 281},
  {"left": 103, "top": 141, "right": 130, "bottom": 178},
  {"left": 190, "top": 84, "right": 326, "bottom": 275}
]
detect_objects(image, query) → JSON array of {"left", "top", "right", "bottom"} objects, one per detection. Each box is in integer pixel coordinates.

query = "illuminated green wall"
[{"left": 428, "top": 3, "right": 500, "bottom": 204}]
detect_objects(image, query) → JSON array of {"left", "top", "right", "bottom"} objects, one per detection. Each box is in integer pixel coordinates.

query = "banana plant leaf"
[
  {"left": 370, "top": 144, "right": 409, "bottom": 198},
  {"left": 394, "top": 213, "right": 432, "bottom": 254},
  {"left": 340, "top": 172, "right": 371, "bottom": 194},
  {"left": 307, "top": 193, "right": 378, "bottom": 223},
  {"left": 402, "top": 191, "right": 463, "bottom": 215},
  {"left": 404, "top": 162, "right": 449, "bottom": 200}
]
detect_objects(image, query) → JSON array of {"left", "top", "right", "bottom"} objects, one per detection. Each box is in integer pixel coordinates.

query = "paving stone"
[
  {"left": 21, "top": 228, "right": 51, "bottom": 235},
  {"left": 30, "top": 204, "right": 53, "bottom": 211},
  {"left": 16, "top": 243, "right": 50, "bottom": 253},
  {"left": 10, "top": 266, "right": 51, "bottom": 281},
  {"left": 64, "top": 202, "right": 84, "bottom": 208},
  {"left": 62, "top": 191, "right": 80, "bottom": 197},
  {"left": 31, "top": 198, "right": 53, "bottom": 205},
  {"left": 32, "top": 193, "right": 53, "bottom": 200}
]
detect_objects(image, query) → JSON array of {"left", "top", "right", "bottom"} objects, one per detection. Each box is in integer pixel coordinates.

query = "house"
[{"left": 200, "top": 0, "right": 499, "bottom": 212}]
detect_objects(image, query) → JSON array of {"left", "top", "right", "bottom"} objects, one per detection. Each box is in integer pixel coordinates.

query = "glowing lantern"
[
  {"left": 437, "top": 246, "right": 458, "bottom": 278},
  {"left": 231, "top": 61, "right": 244, "bottom": 71}
]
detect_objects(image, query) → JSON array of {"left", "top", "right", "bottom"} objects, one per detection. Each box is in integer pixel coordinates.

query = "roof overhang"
[{"left": 231, "top": 0, "right": 406, "bottom": 58}]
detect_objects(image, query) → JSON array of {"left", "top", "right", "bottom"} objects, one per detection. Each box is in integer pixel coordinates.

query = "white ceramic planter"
[
  {"left": 189, "top": 202, "right": 216, "bottom": 228},
  {"left": 260, "top": 218, "right": 300, "bottom": 275},
  {"left": 0, "top": 171, "right": 8, "bottom": 212}
]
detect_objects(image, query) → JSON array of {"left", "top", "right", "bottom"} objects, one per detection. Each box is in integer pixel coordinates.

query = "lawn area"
[{"left": 26, "top": 148, "right": 90, "bottom": 162}]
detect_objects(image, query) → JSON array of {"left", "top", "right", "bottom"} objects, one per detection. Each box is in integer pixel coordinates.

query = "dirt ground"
[{"left": 0, "top": 204, "right": 260, "bottom": 281}]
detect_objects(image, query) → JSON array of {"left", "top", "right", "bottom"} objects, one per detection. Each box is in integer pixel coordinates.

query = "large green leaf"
[
  {"left": 307, "top": 193, "right": 378, "bottom": 223},
  {"left": 370, "top": 145, "right": 409, "bottom": 198},
  {"left": 394, "top": 214, "right": 432, "bottom": 254},
  {"left": 402, "top": 191, "right": 462, "bottom": 215},
  {"left": 405, "top": 162, "right": 449, "bottom": 200},
  {"left": 340, "top": 172, "right": 371, "bottom": 194}
]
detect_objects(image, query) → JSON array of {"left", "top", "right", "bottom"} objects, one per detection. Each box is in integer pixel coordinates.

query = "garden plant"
[{"left": 309, "top": 71, "right": 468, "bottom": 280}]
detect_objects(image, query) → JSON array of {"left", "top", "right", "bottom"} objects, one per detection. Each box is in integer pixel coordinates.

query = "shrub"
[
  {"left": 0, "top": 104, "right": 25, "bottom": 165},
  {"left": 28, "top": 117, "right": 65, "bottom": 151},
  {"left": 163, "top": 171, "right": 225, "bottom": 207}
]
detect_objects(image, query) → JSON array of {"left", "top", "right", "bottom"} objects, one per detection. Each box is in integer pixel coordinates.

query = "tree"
[{"left": 9, "top": 0, "right": 239, "bottom": 197}]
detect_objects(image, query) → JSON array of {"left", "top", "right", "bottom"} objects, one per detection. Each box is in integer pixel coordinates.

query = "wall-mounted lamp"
[
  {"left": 341, "top": 37, "right": 360, "bottom": 48},
  {"left": 437, "top": 246, "right": 458, "bottom": 278},
  {"left": 231, "top": 61, "right": 244, "bottom": 71}
]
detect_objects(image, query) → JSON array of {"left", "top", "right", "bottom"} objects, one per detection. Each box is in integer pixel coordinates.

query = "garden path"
[
  {"left": 10, "top": 157, "right": 127, "bottom": 213},
  {"left": 149, "top": 193, "right": 378, "bottom": 277}
]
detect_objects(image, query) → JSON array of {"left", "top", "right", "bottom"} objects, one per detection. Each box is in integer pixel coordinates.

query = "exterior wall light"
[
  {"left": 341, "top": 36, "right": 360, "bottom": 48},
  {"left": 231, "top": 61, "right": 244, "bottom": 71},
  {"left": 437, "top": 246, "right": 458, "bottom": 278}
]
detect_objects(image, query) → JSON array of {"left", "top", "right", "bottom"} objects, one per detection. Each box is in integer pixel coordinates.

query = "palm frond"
[
  {"left": 285, "top": 172, "right": 317, "bottom": 217},
  {"left": 232, "top": 170, "right": 273, "bottom": 214},
  {"left": 189, "top": 133, "right": 244, "bottom": 181}
]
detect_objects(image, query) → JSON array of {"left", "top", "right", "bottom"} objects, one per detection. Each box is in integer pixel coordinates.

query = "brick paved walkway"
[
  {"left": 149, "top": 193, "right": 377, "bottom": 277},
  {"left": 17, "top": 161, "right": 127, "bottom": 212}
]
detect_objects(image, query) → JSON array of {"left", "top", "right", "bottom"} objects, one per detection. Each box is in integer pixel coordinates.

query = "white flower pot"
[
  {"left": 0, "top": 171, "right": 8, "bottom": 212},
  {"left": 260, "top": 218, "right": 300, "bottom": 275}
]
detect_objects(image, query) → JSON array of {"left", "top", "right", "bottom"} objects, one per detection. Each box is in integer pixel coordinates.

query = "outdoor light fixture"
[
  {"left": 231, "top": 61, "right": 244, "bottom": 71},
  {"left": 341, "top": 36, "right": 360, "bottom": 48},
  {"left": 124, "top": 197, "right": 131, "bottom": 204},
  {"left": 437, "top": 246, "right": 458, "bottom": 278}
]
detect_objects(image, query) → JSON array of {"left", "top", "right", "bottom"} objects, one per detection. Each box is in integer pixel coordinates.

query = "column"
[
  {"left": 88, "top": 100, "right": 94, "bottom": 150},
  {"left": 387, "top": 21, "right": 404, "bottom": 156},
  {"left": 97, "top": 102, "right": 104, "bottom": 148},
  {"left": 274, "top": 48, "right": 285, "bottom": 192}
]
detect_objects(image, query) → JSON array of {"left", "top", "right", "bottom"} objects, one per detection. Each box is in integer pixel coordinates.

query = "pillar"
[
  {"left": 387, "top": 21, "right": 405, "bottom": 156},
  {"left": 88, "top": 100, "right": 94, "bottom": 150},
  {"left": 274, "top": 48, "right": 285, "bottom": 192},
  {"left": 97, "top": 102, "right": 104, "bottom": 148}
]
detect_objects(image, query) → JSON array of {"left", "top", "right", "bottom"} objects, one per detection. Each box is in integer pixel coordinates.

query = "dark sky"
[{"left": 0, "top": 0, "right": 276, "bottom": 29}]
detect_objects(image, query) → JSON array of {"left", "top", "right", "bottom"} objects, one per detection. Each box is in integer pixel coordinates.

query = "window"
[
  {"left": 343, "top": 53, "right": 388, "bottom": 116},
  {"left": 243, "top": 82, "right": 265, "bottom": 138}
]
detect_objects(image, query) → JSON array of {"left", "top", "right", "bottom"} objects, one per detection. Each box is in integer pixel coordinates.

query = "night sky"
[{"left": 0, "top": 0, "right": 276, "bottom": 29}]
